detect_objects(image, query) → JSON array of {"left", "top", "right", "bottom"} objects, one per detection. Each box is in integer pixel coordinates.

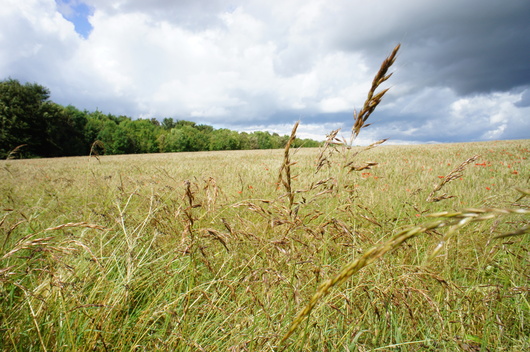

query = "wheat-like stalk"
[
  {"left": 351, "top": 44, "right": 400, "bottom": 145},
  {"left": 277, "top": 121, "right": 300, "bottom": 214},
  {"left": 344, "top": 138, "right": 388, "bottom": 172},
  {"left": 280, "top": 206, "right": 529, "bottom": 344},
  {"left": 44, "top": 222, "right": 109, "bottom": 232},
  {"left": 89, "top": 140, "right": 105, "bottom": 162},
  {"left": 315, "top": 128, "right": 342, "bottom": 173},
  {"left": 426, "top": 155, "right": 480, "bottom": 202},
  {"left": 317, "top": 45, "right": 398, "bottom": 177},
  {"left": 5, "top": 144, "right": 27, "bottom": 160}
]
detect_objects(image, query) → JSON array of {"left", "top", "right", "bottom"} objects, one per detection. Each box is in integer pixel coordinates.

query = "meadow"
[
  {"left": 1, "top": 45, "right": 529, "bottom": 351},
  {"left": 0, "top": 138, "right": 528, "bottom": 351}
]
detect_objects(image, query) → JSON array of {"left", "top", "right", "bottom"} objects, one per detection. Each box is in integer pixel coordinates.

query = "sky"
[{"left": 1, "top": 0, "right": 529, "bottom": 144}]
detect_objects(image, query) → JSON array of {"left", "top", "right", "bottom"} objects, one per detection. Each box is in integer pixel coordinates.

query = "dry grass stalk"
[
  {"left": 89, "top": 140, "right": 105, "bottom": 162},
  {"left": 315, "top": 128, "right": 342, "bottom": 173},
  {"left": 347, "top": 137, "right": 387, "bottom": 160},
  {"left": 1, "top": 219, "right": 25, "bottom": 253},
  {"left": 514, "top": 187, "right": 530, "bottom": 202},
  {"left": 182, "top": 180, "right": 200, "bottom": 238},
  {"left": 66, "top": 239, "right": 104, "bottom": 270},
  {"left": 351, "top": 44, "right": 400, "bottom": 144},
  {"left": 184, "top": 180, "right": 196, "bottom": 207},
  {"left": 44, "top": 222, "right": 109, "bottom": 232},
  {"left": 1, "top": 236, "right": 54, "bottom": 260},
  {"left": 339, "top": 139, "right": 387, "bottom": 176},
  {"left": 426, "top": 155, "right": 480, "bottom": 202},
  {"left": 319, "top": 45, "right": 398, "bottom": 176},
  {"left": 346, "top": 161, "right": 378, "bottom": 172},
  {"left": 233, "top": 200, "right": 273, "bottom": 219},
  {"left": 280, "top": 206, "right": 529, "bottom": 345},
  {"left": 221, "top": 218, "right": 235, "bottom": 237},
  {"left": 277, "top": 121, "right": 300, "bottom": 214},
  {"left": 5, "top": 144, "right": 27, "bottom": 160},
  {"left": 203, "top": 177, "right": 220, "bottom": 211},
  {"left": 202, "top": 228, "right": 230, "bottom": 252},
  {"left": 25, "top": 290, "right": 48, "bottom": 352},
  {"left": 425, "top": 206, "right": 530, "bottom": 258},
  {"left": 494, "top": 225, "right": 530, "bottom": 239}
]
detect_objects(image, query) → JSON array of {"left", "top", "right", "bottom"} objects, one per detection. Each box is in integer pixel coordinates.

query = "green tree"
[
  {"left": 156, "top": 131, "right": 168, "bottom": 152},
  {"left": 239, "top": 132, "right": 250, "bottom": 150},
  {"left": 120, "top": 119, "right": 160, "bottom": 153},
  {"left": 84, "top": 110, "right": 108, "bottom": 146},
  {"left": 96, "top": 120, "right": 135, "bottom": 155},
  {"left": 196, "top": 124, "right": 214, "bottom": 133},
  {"left": 0, "top": 78, "right": 322, "bottom": 158},
  {"left": 161, "top": 117, "right": 176, "bottom": 130},
  {"left": 253, "top": 131, "right": 273, "bottom": 149},
  {"left": 0, "top": 79, "right": 49, "bottom": 157},
  {"left": 209, "top": 129, "right": 241, "bottom": 151},
  {"left": 0, "top": 79, "right": 88, "bottom": 157},
  {"left": 62, "top": 105, "right": 90, "bottom": 154},
  {"left": 270, "top": 132, "right": 284, "bottom": 149},
  {"left": 39, "top": 102, "right": 87, "bottom": 156},
  {"left": 293, "top": 138, "right": 321, "bottom": 148},
  {"left": 164, "top": 126, "right": 201, "bottom": 152},
  {"left": 175, "top": 119, "right": 197, "bottom": 129}
]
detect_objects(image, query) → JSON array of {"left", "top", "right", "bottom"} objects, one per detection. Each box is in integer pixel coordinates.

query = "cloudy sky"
[{"left": 2, "top": 0, "right": 529, "bottom": 144}]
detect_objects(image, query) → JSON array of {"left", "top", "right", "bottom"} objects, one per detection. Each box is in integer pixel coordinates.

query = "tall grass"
[{"left": 0, "top": 45, "right": 528, "bottom": 351}]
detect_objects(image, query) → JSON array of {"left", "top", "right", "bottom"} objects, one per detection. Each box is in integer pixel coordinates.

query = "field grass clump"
[{"left": 1, "top": 140, "right": 528, "bottom": 351}]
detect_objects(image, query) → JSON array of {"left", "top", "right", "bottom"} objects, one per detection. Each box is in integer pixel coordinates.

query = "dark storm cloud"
[
  {"left": 307, "top": 0, "right": 530, "bottom": 143},
  {"left": 515, "top": 87, "right": 530, "bottom": 107},
  {"left": 329, "top": 0, "right": 530, "bottom": 96}
]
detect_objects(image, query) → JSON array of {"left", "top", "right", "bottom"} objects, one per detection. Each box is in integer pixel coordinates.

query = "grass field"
[{"left": 1, "top": 138, "right": 528, "bottom": 351}]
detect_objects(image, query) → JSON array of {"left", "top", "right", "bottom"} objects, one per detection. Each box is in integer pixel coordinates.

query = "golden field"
[{"left": 1, "top": 139, "right": 528, "bottom": 351}]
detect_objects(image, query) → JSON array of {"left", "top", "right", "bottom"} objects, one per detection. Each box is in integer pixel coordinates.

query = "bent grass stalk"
[
  {"left": 280, "top": 43, "right": 528, "bottom": 346},
  {"left": 316, "top": 44, "right": 399, "bottom": 175},
  {"left": 351, "top": 44, "right": 400, "bottom": 145},
  {"left": 280, "top": 206, "right": 530, "bottom": 344},
  {"left": 277, "top": 121, "right": 300, "bottom": 215},
  {"left": 426, "top": 155, "right": 480, "bottom": 202},
  {"left": 5, "top": 144, "right": 27, "bottom": 160}
]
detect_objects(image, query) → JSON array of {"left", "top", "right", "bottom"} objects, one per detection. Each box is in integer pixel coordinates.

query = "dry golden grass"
[
  {"left": 281, "top": 204, "right": 530, "bottom": 345},
  {"left": 277, "top": 121, "right": 300, "bottom": 215},
  {"left": 426, "top": 155, "right": 480, "bottom": 202},
  {"left": 351, "top": 44, "right": 400, "bottom": 144},
  {"left": 1, "top": 139, "right": 528, "bottom": 351}
]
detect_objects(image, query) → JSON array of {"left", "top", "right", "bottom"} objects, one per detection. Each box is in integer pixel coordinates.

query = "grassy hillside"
[{"left": 1, "top": 139, "right": 528, "bottom": 351}]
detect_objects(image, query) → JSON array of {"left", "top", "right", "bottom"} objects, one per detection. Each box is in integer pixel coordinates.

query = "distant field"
[{"left": 1, "top": 139, "right": 529, "bottom": 351}]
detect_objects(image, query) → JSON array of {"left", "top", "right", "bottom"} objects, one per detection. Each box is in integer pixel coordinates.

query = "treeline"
[{"left": 0, "top": 79, "right": 320, "bottom": 158}]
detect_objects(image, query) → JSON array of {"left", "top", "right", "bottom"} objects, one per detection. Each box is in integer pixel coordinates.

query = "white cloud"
[
  {"left": 56, "top": 3, "right": 376, "bottom": 124},
  {"left": 449, "top": 91, "right": 528, "bottom": 141},
  {"left": 0, "top": 0, "right": 529, "bottom": 144},
  {"left": 0, "top": 0, "right": 79, "bottom": 78}
]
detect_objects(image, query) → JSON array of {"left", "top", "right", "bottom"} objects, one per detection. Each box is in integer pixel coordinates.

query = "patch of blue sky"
[{"left": 56, "top": 0, "right": 94, "bottom": 39}]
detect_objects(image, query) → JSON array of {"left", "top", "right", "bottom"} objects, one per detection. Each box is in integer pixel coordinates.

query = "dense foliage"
[{"left": 0, "top": 79, "right": 320, "bottom": 158}]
